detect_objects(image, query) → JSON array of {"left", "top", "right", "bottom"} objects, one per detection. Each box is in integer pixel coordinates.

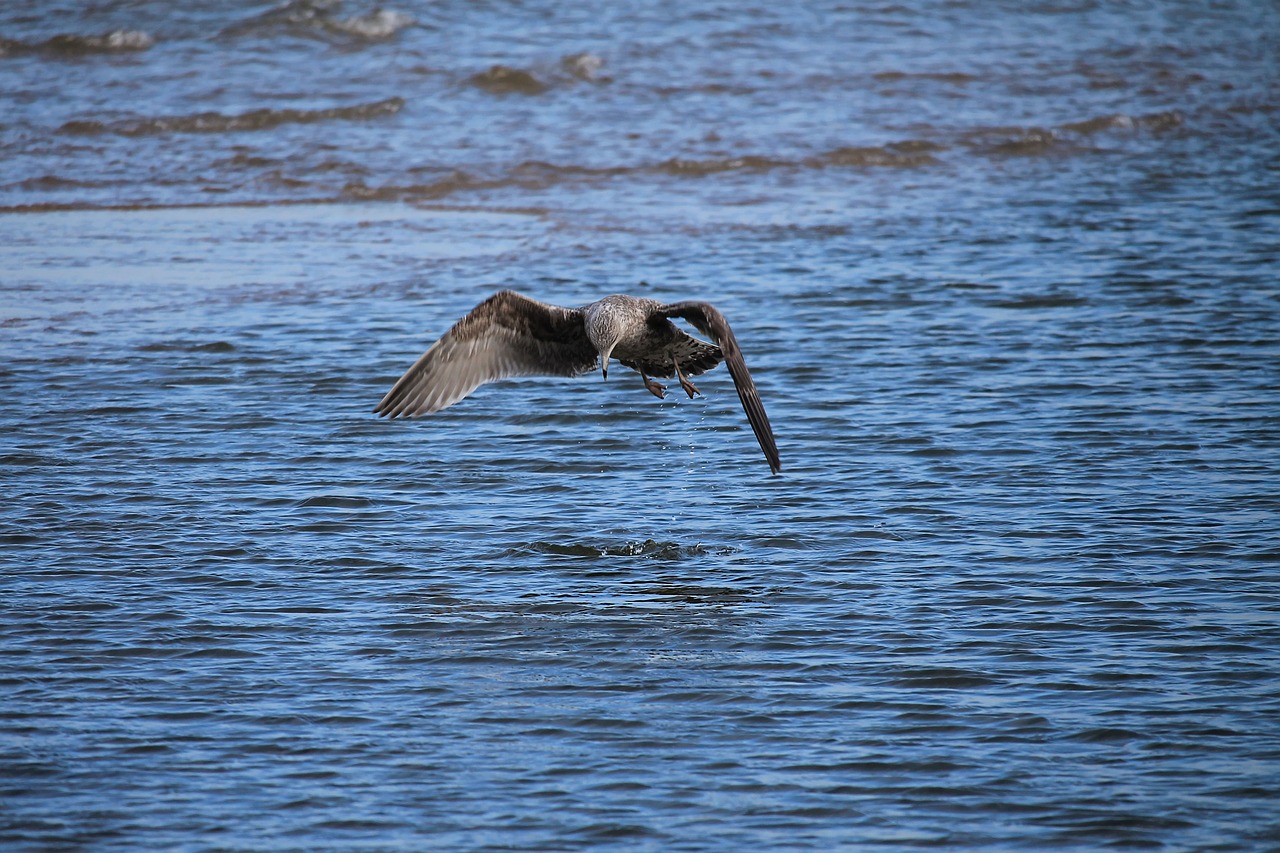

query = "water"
[{"left": 3, "top": 1, "right": 1279, "bottom": 849}]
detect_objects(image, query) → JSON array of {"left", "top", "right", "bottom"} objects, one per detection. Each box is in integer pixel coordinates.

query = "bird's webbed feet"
[
  {"left": 641, "top": 373, "right": 667, "bottom": 399},
  {"left": 673, "top": 358, "right": 700, "bottom": 399},
  {"left": 678, "top": 374, "right": 700, "bottom": 399}
]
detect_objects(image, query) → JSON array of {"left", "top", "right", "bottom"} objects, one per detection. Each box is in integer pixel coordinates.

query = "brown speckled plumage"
[{"left": 375, "top": 290, "right": 780, "bottom": 474}]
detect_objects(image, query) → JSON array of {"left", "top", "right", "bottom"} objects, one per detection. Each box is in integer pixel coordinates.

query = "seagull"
[{"left": 374, "top": 290, "right": 781, "bottom": 474}]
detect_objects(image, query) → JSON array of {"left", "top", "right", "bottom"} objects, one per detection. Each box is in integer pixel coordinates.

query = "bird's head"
[
  {"left": 584, "top": 298, "right": 625, "bottom": 380},
  {"left": 597, "top": 338, "right": 619, "bottom": 380}
]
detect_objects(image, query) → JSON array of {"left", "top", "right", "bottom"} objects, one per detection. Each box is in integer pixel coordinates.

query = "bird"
[{"left": 374, "top": 289, "right": 781, "bottom": 474}]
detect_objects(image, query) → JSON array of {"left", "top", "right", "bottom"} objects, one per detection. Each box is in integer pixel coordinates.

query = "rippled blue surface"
[{"left": 3, "top": 1, "right": 1279, "bottom": 850}]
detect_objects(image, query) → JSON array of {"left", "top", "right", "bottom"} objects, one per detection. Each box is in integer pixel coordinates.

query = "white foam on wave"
[
  {"left": 330, "top": 8, "right": 415, "bottom": 39},
  {"left": 99, "top": 29, "right": 155, "bottom": 51}
]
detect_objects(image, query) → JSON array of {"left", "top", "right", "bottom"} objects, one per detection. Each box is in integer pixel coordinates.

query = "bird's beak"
[{"left": 600, "top": 348, "right": 613, "bottom": 379}]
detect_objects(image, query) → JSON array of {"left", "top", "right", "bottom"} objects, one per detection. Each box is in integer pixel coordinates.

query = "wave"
[
  {"left": 562, "top": 52, "right": 607, "bottom": 82},
  {"left": 654, "top": 146, "right": 940, "bottom": 172},
  {"left": 57, "top": 97, "right": 403, "bottom": 137},
  {"left": 339, "top": 140, "right": 943, "bottom": 202},
  {"left": 816, "top": 143, "right": 944, "bottom": 168},
  {"left": 469, "top": 65, "right": 550, "bottom": 96},
  {"left": 333, "top": 108, "right": 1180, "bottom": 203},
  {"left": 219, "top": 0, "right": 414, "bottom": 43},
  {"left": 1060, "top": 111, "right": 1183, "bottom": 135},
  {"left": 874, "top": 70, "right": 977, "bottom": 85},
  {"left": 12, "top": 103, "right": 1189, "bottom": 211},
  {"left": 967, "top": 127, "right": 1079, "bottom": 157},
  {"left": 0, "top": 30, "right": 153, "bottom": 57},
  {"left": 962, "top": 111, "right": 1184, "bottom": 156},
  {"left": 656, "top": 155, "right": 789, "bottom": 175},
  {"left": 468, "top": 54, "right": 609, "bottom": 95},
  {"left": 329, "top": 8, "right": 415, "bottom": 40}
]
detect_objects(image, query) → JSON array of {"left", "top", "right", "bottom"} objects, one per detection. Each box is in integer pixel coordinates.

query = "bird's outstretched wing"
[
  {"left": 658, "top": 301, "right": 781, "bottom": 474},
  {"left": 375, "top": 290, "right": 597, "bottom": 418}
]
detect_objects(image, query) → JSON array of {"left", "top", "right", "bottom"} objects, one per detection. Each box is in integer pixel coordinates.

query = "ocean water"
[{"left": 3, "top": 1, "right": 1279, "bottom": 849}]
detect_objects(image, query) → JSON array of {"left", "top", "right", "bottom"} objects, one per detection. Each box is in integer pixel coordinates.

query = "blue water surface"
[{"left": 2, "top": 1, "right": 1279, "bottom": 850}]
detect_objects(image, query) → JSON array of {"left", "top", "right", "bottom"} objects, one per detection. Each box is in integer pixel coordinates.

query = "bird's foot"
[
  {"left": 643, "top": 376, "right": 667, "bottom": 399},
  {"left": 672, "top": 357, "right": 701, "bottom": 399}
]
